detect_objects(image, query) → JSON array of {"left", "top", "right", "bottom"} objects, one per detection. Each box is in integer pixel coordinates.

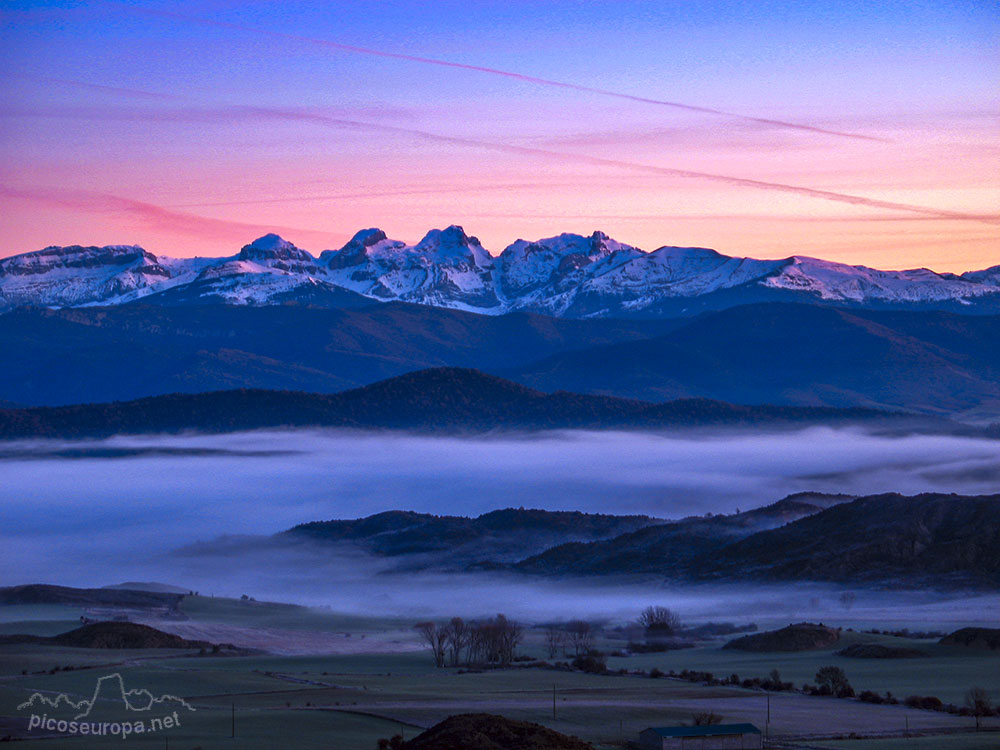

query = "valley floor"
[{"left": 1, "top": 595, "right": 998, "bottom": 749}]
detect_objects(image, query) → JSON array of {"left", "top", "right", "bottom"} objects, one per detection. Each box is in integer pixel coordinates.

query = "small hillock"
[
  {"left": 940, "top": 627, "right": 1000, "bottom": 650},
  {"left": 0, "top": 621, "right": 211, "bottom": 650},
  {"left": 399, "top": 713, "right": 594, "bottom": 750},
  {"left": 837, "top": 643, "right": 928, "bottom": 658},
  {"left": 723, "top": 623, "right": 840, "bottom": 652}
]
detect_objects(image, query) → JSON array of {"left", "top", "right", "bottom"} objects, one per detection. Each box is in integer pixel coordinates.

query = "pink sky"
[{"left": 1, "top": 1, "right": 997, "bottom": 272}]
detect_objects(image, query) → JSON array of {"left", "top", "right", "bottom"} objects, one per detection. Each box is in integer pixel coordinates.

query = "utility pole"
[
  {"left": 552, "top": 684, "right": 556, "bottom": 719},
  {"left": 765, "top": 693, "right": 770, "bottom": 741}
]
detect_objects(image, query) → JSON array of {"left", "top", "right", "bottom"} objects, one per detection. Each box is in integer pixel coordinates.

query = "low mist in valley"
[{"left": 3, "top": 426, "right": 998, "bottom": 626}]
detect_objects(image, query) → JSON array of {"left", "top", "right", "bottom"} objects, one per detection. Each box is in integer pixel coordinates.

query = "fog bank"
[{"left": 2, "top": 427, "right": 998, "bottom": 624}]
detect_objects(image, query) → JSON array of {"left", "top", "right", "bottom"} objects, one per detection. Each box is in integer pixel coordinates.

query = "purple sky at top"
[{"left": 0, "top": 0, "right": 997, "bottom": 271}]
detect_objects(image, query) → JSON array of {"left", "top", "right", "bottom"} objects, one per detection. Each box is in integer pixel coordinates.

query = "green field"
[
  {"left": 603, "top": 629, "right": 1000, "bottom": 705},
  {"left": 821, "top": 734, "right": 1000, "bottom": 750},
  {"left": 1, "top": 595, "right": 997, "bottom": 749}
]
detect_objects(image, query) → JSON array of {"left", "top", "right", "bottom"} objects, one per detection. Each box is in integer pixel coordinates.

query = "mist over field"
[{"left": 3, "top": 426, "right": 999, "bottom": 624}]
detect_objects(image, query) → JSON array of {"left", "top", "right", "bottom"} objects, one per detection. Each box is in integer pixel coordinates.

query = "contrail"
[
  {"left": 10, "top": 71, "right": 179, "bottom": 101},
  {"left": 0, "top": 185, "right": 332, "bottom": 243},
  {"left": 135, "top": 7, "right": 887, "bottom": 143},
  {"left": 232, "top": 105, "right": 998, "bottom": 225},
  {"left": 168, "top": 182, "right": 583, "bottom": 209},
  {"left": 4, "top": 93, "right": 988, "bottom": 225}
]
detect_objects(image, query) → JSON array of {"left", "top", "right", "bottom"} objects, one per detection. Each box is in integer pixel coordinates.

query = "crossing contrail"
[
  {"left": 136, "top": 7, "right": 888, "bottom": 143},
  {"left": 231, "top": 104, "right": 997, "bottom": 225},
  {"left": 5, "top": 89, "right": 988, "bottom": 224}
]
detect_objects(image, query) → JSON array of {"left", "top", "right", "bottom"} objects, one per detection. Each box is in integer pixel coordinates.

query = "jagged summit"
[
  {"left": 237, "top": 234, "right": 315, "bottom": 265},
  {"left": 2, "top": 244, "right": 156, "bottom": 269},
  {"left": 351, "top": 228, "right": 388, "bottom": 247},
  {"left": 2, "top": 227, "right": 999, "bottom": 316},
  {"left": 245, "top": 233, "right": 294, "bottom": 251}
]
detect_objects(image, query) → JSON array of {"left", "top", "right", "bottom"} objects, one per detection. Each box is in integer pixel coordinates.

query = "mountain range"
[
  {"left": 3, "top": 227, "right": 1000, "bottom": 317},
  {"left": 510, "top": 492, "right": 1000, "bottom": 588},
  {"left": 0, "top": 367, "right": 922, "bottom": 439},
  {"left": 274, "top": 492, "right": 1000, "bottom": 588},
  {"left": 1, "top": 301, "right": 998, "bottom": 418}
]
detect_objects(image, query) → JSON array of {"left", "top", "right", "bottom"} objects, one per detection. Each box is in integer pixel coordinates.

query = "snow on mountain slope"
[
  {"left": 161, "top": 235, "right": 346, "bottom": 306},
  {"left": 763, "top": 257, "right": 996, "bottom": 303},
  {"left": 235, "top": 233, "right": 324, "bottom": 275},
  {"left": 2, "top": 228, "right": 998, "bottom": 316},
  {"left": 961, "top": 264, "right": 1000, "bottom": 287},
  {"left": 0, "top": 245, "right": 176, "bottom": 310},
  {"left": 496, "top": 231, "right": 643, "bottom": 311},
  {"left": 566, "top": 246, "right": 787, "bottom": 315},
  {"left": 322, "top": 225, "right": 501, "bottom": 312}
]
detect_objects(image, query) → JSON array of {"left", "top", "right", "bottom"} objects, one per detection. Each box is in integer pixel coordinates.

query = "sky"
[{"left": 0, "top": 0, "right": 997, "bottom": 271}]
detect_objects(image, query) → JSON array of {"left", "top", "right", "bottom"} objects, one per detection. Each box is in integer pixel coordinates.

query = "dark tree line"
[{"left": 415, "top": 615, "right": 524, "bottom": 667}]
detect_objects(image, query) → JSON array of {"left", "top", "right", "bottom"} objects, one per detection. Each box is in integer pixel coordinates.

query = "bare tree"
[
  {"left": 838, "top": 591, "right": 857, "bottom": 611},
  {"left": 443, "top": 617, "right": 469, "bottom": 667},
  {"left": 638, "top": 606, "right": 681, "bottom": 636},
  {"left": 565, "top": 620, "right": 593, "bottom": 656},
  {"left": 414, "top": 621, "right": 447, "bottom": 668},
  {"left": 544, "top": 625, "right": 565, "bottom": 659},
  {"left": 498, "top": 615, "right": 524, "bottom": 665},
  {"left": 965, "top": 686, "right": 991, "bottom": 730},
  {"left": 462, "top": 614, "right": 523, "bottom": 666}
]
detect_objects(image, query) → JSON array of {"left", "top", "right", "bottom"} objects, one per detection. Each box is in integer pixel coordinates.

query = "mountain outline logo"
[{"left": 17, "top": 673, "right": 196, "bottom": 721}]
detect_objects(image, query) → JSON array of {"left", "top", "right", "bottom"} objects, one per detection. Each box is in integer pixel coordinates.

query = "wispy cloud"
[
  {"left": 223, "top": 105, "right": 1000, "bottom": 225},
  {"left": 0, "top": 185, "right": 330, "bottom": 245},
  {"left": 5, "top": 101, "right": 995, "bottom": 226},
  {"left": 8, "top": 72, "right": 180, "bottom": 101},
  {"left": 135, "top": 7, "right": 888, "bottom": 143},
  {"left": 167, "top": 182, "right": 584, "bottom": 209}
]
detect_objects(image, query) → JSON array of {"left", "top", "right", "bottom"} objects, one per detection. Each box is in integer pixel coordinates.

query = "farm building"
[{"left": 639, "top": 723, "right": 762, "bottom": 749}]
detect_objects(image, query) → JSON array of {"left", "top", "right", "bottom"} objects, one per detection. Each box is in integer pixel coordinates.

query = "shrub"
[
  {"left": 627, "top": 641, "right": 669, "bottom": 653},
  {"left": 692, "top": 711, "right": 722, "bottom": 725},
  {"left": 905, "top": 695, "right": 944, "bottom": 711},
  {"left": 572, "top": 651, "right": 607, "bottom": 674}
]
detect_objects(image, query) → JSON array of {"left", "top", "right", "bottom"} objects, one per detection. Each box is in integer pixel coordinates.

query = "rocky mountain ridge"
[{"left": 3, "top": 228, "right": 998, "bottom": 316}]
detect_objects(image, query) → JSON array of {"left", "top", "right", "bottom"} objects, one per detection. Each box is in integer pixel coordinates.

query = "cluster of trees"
[
  {"left": 543, "top": 620, "right": 597, "bottom": 658},
  {"left": 638, "top": 605, "right": 681, "bottom": 636},
  {"left": 415, "top": 615, "right": 523, "bottom": 667},
  {"left": 862, "top": 627, "right": 945, "bottom": 639},
  {"left": 811, "top": 666, "right": 854, "bottom": 698},
  {"left": 539, "top": 606, "right": 684, "bottom": 661},
  {"left": 858, "top": 690, "right": 899, "bottom": 705},
  {"left": 901, "top": 688, "right": 995, "bottom": 728}
]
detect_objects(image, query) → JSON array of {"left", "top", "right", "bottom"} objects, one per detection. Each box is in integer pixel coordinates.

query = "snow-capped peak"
[
  {"left": 0, "top": 243, "right": 174, "bottom": 310},
  {"left": 350, "top": 228, "right": 389, "bottom": 247},
  {"left": 238, "top": 234, "right": 314, "bottom": 263},
  {"left": 763, "top": 256, "right": 994, "bottom": 302},
  {"left": 414, "top": 225, "right": 491, "bottom": 267},
  {"left": 3, "top": 228, "right": 999, "bottom": 316},
  {"left": 321, "top": 228, "right": 406, "bottom": 269},
  {"left": 0, "top": 244, "right": 156, "bottom": 271},
  {"left": 496, "top": 230, "right": 644, "bottom": 305},
  {"left": 246, "top": 233, "right": 294, "bottom": 251}
]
